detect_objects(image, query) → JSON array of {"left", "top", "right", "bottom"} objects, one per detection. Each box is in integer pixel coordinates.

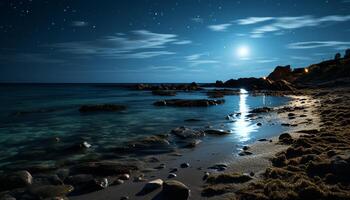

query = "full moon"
[{"left": 236, "top": 46, "right": 250, "bottom": 58}]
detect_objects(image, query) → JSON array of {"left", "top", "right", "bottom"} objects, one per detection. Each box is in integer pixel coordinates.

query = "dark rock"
[
  {"left": 257, "top": 122, "right": 262, "bottom": 126},
  {"left": 242, "top": 146, "right": 249, "bottom": 151},
  {"left": 250, "top": 107, "right": 272, "bottom": 113},
  {"left": 279, "top": 133, "right": 293, "bottom": 144},
  {"left": 171, "top": 127, "right": 205, "bottom": 139},
  {"left": 79, "top": 104, "right": 126, "bottom": 113},
  {"left": 180, "top": 163, "right": 190, "bottom": 168},
  {"left": 208, "top": 164, "right": 228, "bottom": 171},
  {"left": 138, "top": 179, "right": 163, "bottom": 195},
  {"left": 258, "top": 138, "right": 268, "bottom": 142},
  {"left": 118, "top": 174, "right": 130, "bottom": 181},
  {"left": 204, "top": 129, "right": 230, "bottom": 135},
  {"left": 153, "top": 99, "right": 224, "bottom": 107},
  {"left": 184, "top": 140, "right": 201, "bottom": 148},
  {"left": 239, "top": 151, "right": 253, "bottom": 156},
  {"left": 113, "top": 179, "right": 124, "bottom": 185},
  {"left": 267, "top": 65, "right": 292, "bottom": 81},
  {"left": 127, "top": 135, "right": 172, "bottom": 154},
  {"left": 120, "top": 196, "right": 129, "bottom": 200},
  {"left": 168, "top": 173, "right": 177, "bottom": 179},
  {"left": 169, "top": 168, "right": 178, "bottom": 173},
  {"left": 152, "top": 90, "right": 176, "bottom": 96},
  {"left": 70, "top": 161, "right": 138, "bottom": 176},
  {"left": 29, "top": 185, "right": 74, "bottom": 199},
  {"left": 0, "top": 170, "right": 33, "bottom": 191},
  {"left": 162, "top": 180, "right": 190, "bottom": 200}
]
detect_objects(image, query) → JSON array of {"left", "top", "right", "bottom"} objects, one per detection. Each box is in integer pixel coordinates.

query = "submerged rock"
[
  {"left": 79, "top": 104, "right": 126, "bottom": 113},
  {"left": 154, "top": 99, "right": 224, "bottom": 107},
  {"left": 162, "top": 180, "right": 190, "bottom": 200},
  {"left": 152, "top": 90, "right": 176, "bottom": 96},
  {"left": 171, "top": 127, "right": 205, "bottom": 139},
  {"left": 204, "top": 129, "right": 230, "bottom": 135}
]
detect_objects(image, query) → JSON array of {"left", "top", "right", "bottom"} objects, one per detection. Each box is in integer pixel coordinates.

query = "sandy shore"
[{"left": 69, "top": 93, "right": 322, "bottom": 200}]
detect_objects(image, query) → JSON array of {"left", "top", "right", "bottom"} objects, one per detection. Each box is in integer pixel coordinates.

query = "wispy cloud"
[
  {"left": 173, "top": 40, "right": 192, "bottom": 45},
  {"left": 148, "top": 65, "right": 181, "bottom": 71},
  {"left": 236, "top": 17, "right": 273, "bottom": 25},
  {"left": 290, "top": 56, "right": 312, "bottom": 60},
  {"left": 46, "top": 30, "right": 189, "bottom": 59},
  {"left": 255, "top": 58, "right": 279, "bottom": 63},
  {"left": 71, "top": 21, "right": 89, "bottom": 27},
  {"left": 185, "top": 53, "right": 219, "bottom": 66},
  {"left": 208, "top": 23, "right": 231, "bottom": 31},
  {"left": 287, "top": 41, "right": 350, "bottom": 49},
  {"left": 237, "top": 15, "right": 350, "bottom": 37}
]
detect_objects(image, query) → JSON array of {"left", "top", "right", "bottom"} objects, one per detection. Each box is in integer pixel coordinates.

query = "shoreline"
[{"left": 69, "top": 93, "right": 321, "bottom": 200}]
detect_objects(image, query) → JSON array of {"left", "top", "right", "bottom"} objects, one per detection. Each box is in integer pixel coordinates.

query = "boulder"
[
  {"left": 250, "top": 107, "right": 272, "bottom": 113},
  {"left": 279, "top": 133, "right": 293, "bottom": 144},
  {"left": 79, "top": 104, "right": 126, "bottom": 113},
  {"left": 162, "top": 180, "right": 190, "bottom": 200},
  {"left": 0, "top": 170, "right": 33, "bottom": 191},
  {"left": 139, "top": 179, "right": 163, "bottom": 195}
]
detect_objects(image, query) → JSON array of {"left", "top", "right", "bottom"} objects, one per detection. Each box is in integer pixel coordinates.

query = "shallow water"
[{"left": 0, "top": 84, "right": 289, "bottom": 169}]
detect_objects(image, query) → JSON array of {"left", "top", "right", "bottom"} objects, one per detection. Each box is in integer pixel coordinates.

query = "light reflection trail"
[{"left": 230, "top": 89, "right": 257, "bottom": 142}]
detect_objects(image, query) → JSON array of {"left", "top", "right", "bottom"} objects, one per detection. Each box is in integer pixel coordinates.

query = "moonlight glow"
[{"left": 236, "top": 46, "right": 250, "bottom": 59}]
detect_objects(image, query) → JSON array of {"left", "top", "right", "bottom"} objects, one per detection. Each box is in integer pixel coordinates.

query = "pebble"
[
  {"left": 169, "top": 168, "right": 178, "bottom": 173},
  {"left": 113, "top": 179, "right": 124, "bottom": 185},
  {"left": 180, "top": 163, "right": 190, "bottom": 168},
  {"left": 120, "top": 196, "right": 129, "bottom": 200},
  {"left": 203, "top": 172, "right": 210, "bottom": 180},
  {"left": 119, "top": 174, "right": 130, "bottom": 180},
  {"left": 168, "top": 173, "right": 177, "bottom": 179}
]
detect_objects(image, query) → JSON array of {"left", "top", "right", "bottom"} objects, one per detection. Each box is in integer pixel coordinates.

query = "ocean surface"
[{"left": 0, "top": 84, "right": 290, "bottom": 170}]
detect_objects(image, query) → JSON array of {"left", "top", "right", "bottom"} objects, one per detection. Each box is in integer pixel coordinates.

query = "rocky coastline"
[{"left": 1, "top": 51, "right": 350, "bottom": 200}]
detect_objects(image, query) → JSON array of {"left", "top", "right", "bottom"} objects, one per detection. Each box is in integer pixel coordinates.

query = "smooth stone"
[
  {"left": 257, "top": 122, "right": 262, "bottom": 126},
  {"left": 180, "top": 163, "right": 190, "bottom": 168},
  {"left": 162, "top": 180, "right": 190, "bottom": 200},
  {"left": 169, "top": 168, "right": 178, "bottom": 173},
  {"left": 203, "top": 172, "right": 210, "bottom": 180},
  {"left": 168, "top": 173, "right": 177, "bottom": 179},
  {"left": 118, "top": 174, "right": 130, "bottom": 181},
  {"left": 140, "top": 179, "right": 163, "bottom": 194},
  {"left": 242, "top": 146, "right": 249, "bottom": 151},
  {"left": 95, "top": 178, "right": 108, "bottom": 189},
  {"left": 113, "top": 179, "right": 124, "bottom": 185},
  {"left": 120, "top": 196, "right": 129, "bottom": 200}
]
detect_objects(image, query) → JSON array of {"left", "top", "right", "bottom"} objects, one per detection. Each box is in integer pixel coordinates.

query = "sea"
[{"left": 0, "top": 83, "right": 290, "bottom": 170}]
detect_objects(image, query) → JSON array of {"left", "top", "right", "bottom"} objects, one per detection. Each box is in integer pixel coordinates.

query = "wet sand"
[{"left": 71, "top": 94, "right": 321, "bottom": 200}]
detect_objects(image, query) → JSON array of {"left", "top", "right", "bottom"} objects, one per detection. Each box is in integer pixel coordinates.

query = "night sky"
[{"left": 1, "top": 0, "right": 350, "bottom": 83}]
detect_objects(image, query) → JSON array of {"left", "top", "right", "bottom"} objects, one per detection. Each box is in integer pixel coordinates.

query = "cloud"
[
  {"left": 71, "top": 21, "right": 89, "bottom": 27},
  {"left": 173, "top": 40, "right": 192, "bottom": 45},
  {"left": 255, "top": 58, "right": 279, "bottom": 63},
  {"left": 287, "top": 41, "right": 350, "bottom": 49},
  {"left": 208, "top": 23, "right": 231, "bottom": 31},
  {"left": 120, "top": 51, "right": 175, "bottom": 59},
  {"left": 290, "top": 56, "right": 312, "bottom": 60},
  {"left": 237, "top": 15, "right": 350, "bottom": 37},
  {"left": 236, "top": 17, "right": 273, "bottom": 25},
  {"left": 148, "top": 65, "right": 181, "bottom": 71},
  {"left": 185, "top": 53, "right": 219, "bottom": 66},
  {"left": 46, "top": 30, "right": 188, "bottom": 59}
]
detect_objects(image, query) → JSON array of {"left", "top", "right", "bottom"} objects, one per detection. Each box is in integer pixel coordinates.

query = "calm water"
[{"left": 0, "top": 84, "right": 289, "bottom": 169}]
